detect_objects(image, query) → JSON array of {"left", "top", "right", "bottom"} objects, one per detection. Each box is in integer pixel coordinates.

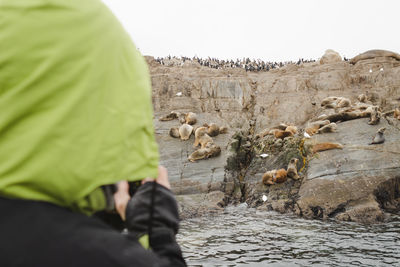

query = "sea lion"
[
  {"left": 169, "top": 127, "right": 180, "bottom": 138},
  {"left": 354, "top": 102, "right": 372, "bottom": 111},
  {"left": 285, "top": 125, "right": 298, "bottom": 135},
  {"left": 271, "top": 123, "right": 288, "bottom": 131},
  {"left": 342, "top": 107, "right": 357, "bottom": 113},
  {"left": 312, "top": 142, "right": 343, "bottom": 153},
  {"left": 287, "top": 158, "right": 300, "bottom": 180},
  {"left": 262, "top": 170, "right": 276, "bottom": 185},
  {"left": 358, "top": 94, "right": 367, "bottom": 103},
  {"left": 178, "top": 116, "right": 186, "bottom": 124},
  {"left": 336, "top": 97, "right": 351, "bottom": 108},
  {"left": 394, "top": 108, "right": 400, "bottom": 120},
  {"left": 316, "top": 114, "right": 328, "bottom": 121},
  {"left": 274, "top": 169, "right": 287, "bottom": 183},
  {"left": 317, "top": 122, "right": 337, "bottom": 134},
  {"left": 366, "top": 92, "right": 380, "bottom": 103},
  {"left": 185, "top": 112, "right": 197, "bottom": 125},
  {"left": 305, "top": 120, "right": 330, "bottom": 135},
  {"left": 368, "top": 106, "right": 381, "bottom": 125},
  {"left": 262, "top": 169, "right": 288, "bottom": 185},
  {"left": 159, "top": 111, "right": 180, "bottom": 121},
  {"left": 193, "top": 127, "right": 213, "bottom": 148},
  {"left": 219, "top": 126, "right": 228, "bottom": 134},
  {"left": 193, "top": 127, "right": 206, "bottom": 147},
  {"left": 324, "top": 110, "right": 368, "bottom": 123},
  {"left": 188, "top": 147, "right": 207, "bottom": 162},
  {"left": 274, "top": 130, "right": 293, "bottom": 139},
  {"left": 350, "top": 49, "right": 400, "bottom": 65},
  {"left": 305, "top": 127, "right": 318, "bottom": 136},
  {"left": 321, "top": 97, "right": 351, "bottom": 109},
  {"left": 268, "top": 129, "right": 280, "bottom": 135},
  {"left": 205, "top": 123, "right": 220, "bottom": 137},
  {"left": 364, "top": 105, "right": 376, "bottom": 114},
  {"left": 311, "top": 120, "right": 330, "bottom": 128},
  {"left": 369, "top": 127, "right": 386, "bottom": 145},
  {"left": 321, "top": 96, "right": 338, "bottom": 108},
  {"left": 188, "top": 143, "right": 221, "bottom": 162},
  {"left": 178, "top": 124, "right": 193, "bottom": 141}
]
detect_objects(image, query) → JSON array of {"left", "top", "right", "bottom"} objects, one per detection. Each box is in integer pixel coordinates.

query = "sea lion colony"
[
  {"left": 159, "top": 112, "right": 228, "bottom": 162},
  {"left": 160, "top": 93, "right": 395, "bottom": 177},
  {"left": 258, "top": 92, "right": 396, "bottom": 185},
  {"left": 155, "top": 56, "right": 316, "bottom": 72},
  {"left": 261, "top": 93, "right": 392, "bottom": 141}
]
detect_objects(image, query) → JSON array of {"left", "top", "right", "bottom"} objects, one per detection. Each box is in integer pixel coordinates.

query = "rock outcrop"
[
  {"left": 350, "top": 49, "right": 400, "bottom": 65},
  {"left": 148, "top": 50, "right": 400, "bottom": 222},
  {"left": 319, "top": 49, "right": 342, "bottom": 64},
  {"left": 296, "top": 118, "right": 400, "bottom": 223}
]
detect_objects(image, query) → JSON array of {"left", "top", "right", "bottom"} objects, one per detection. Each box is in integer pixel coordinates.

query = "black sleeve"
[
  {"left": 0, "top": 196, "right": 177, "bottom": 267},
  {"left": 125, "top": 182, "right": 187, "bottom": 267}
]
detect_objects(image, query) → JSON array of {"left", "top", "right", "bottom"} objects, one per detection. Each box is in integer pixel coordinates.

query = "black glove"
[
  {"left": 125, "top": 182, "right": 186, "bottom": 267},
  {"left": 125, "top": 182, "right": 179, "bottom": 236}
]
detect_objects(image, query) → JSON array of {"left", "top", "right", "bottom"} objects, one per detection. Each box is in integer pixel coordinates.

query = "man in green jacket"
[{"left": 0, "top": 0, "right": 186, "bottom": 266}]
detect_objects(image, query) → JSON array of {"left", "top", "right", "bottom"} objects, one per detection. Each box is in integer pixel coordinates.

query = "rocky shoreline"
[{"left": 148, "top": 50, "right": 400, "bottom": 223}]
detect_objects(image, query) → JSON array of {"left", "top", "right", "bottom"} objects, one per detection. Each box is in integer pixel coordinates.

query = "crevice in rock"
[
  {"left": 310, "top": 206, "right": 324, "bottom": 219},
  {"left": 374, "top": 175, "right": 400, "bottom": 214},
  {"left": 223, "top": 131, "right": 254, "bottom": 204},
  {"left": 207, "top": 168, "right": 216, "bottom": 194},
  {"left": 295, "top": 203, "right": 303, "bottom": 217},
  {"left": 346, "top": 145, "right": 400, "bottom": 155},
  {"left": 238, "top": 84, "right": 259, "bottom": 202},
  {"left": 327, "top": 203, "right": 347, "bottom": 218},
  {"left": 308, "top": 167, "right": 400, "bottom": 180},
  {"left": 223, "top": 80, "right": 258, "bottom": 204}
]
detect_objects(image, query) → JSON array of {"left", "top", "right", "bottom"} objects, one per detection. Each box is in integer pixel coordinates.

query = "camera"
[{"left": 95, "top": 181, "right": 142, "bottom": 231}]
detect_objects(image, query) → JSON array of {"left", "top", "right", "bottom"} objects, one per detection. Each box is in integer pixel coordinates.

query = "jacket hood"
[{"left": 0, "top": 0, "right": 159, "bottom": 214}]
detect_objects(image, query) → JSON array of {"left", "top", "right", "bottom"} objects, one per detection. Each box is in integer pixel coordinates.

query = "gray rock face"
[
  {"left": 232, "top": 117, "right": 400, "bottom": 223},
  {"left": 148, "top": 55, "right": 400, "bottom": 221},
  {"left": 297, "top": 118, "right": 400, "bottom": 223},
  {"left": 175, "top": 191, "right": 225, "bottom": 220}
]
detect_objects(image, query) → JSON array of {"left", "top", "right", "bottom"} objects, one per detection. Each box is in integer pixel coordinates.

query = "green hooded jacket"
[{"left": 0, "top": 0, "right": 159, "bottom": 214}]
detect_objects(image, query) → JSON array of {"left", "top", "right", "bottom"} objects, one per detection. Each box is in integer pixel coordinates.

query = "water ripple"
[{"left": 177, "top": 208, "right": 400, "bottom": 266}]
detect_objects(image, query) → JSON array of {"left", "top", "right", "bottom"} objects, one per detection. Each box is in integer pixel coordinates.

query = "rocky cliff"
[{"left": 147, "top": 52, "right": 400, "bottom": 223}]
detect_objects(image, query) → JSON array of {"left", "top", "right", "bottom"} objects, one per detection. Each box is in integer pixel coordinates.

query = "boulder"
[
  {"left": 176, "top": 191, "right": 225, "bottom": 219},
  {"left": 319, "top": 49, "right": 342, "bottom": 64}
]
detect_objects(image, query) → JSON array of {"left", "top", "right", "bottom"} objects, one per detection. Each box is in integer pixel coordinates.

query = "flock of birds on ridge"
[{"left": 155, "top": 55, "right": 351, "bottom": 72}]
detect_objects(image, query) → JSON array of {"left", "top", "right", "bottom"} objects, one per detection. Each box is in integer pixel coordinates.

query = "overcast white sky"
[{"left": 102, "top": 0, "right": 400, "bottom": 62}]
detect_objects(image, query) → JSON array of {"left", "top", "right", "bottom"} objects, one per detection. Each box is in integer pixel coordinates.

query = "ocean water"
[{"left": 177, "top": 206, "right": 400, "bottom": 266}]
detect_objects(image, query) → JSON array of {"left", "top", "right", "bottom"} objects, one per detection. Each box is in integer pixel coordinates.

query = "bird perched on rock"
[{"left": 369, "top": 127, "right": 386, "bottom": 145}]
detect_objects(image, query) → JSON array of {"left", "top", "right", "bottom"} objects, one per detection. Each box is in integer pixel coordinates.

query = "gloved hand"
[
  {"left": 124, "top": 168, "right": 186, "bottom": 266},
  {"left": 125, "top": 181, "right": 180, "bottom": 236}
]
